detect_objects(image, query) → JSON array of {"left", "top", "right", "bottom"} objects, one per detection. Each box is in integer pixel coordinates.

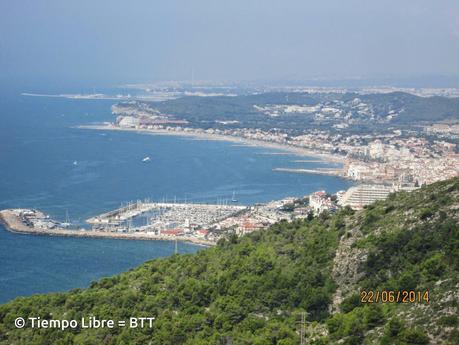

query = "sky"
[{"left": 1, "top": 0, "right": 459, "bottom": 86}]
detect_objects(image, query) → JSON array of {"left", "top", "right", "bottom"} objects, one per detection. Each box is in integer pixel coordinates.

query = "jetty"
[
  {"left": 0, "top": 209, "right": 217, "bottom": 246},
  {"left": 86, "top": 200, "right": 245, "bottom": 228},
  {"left": 0, "top": 199, "right": 247, "bottom": 246}
]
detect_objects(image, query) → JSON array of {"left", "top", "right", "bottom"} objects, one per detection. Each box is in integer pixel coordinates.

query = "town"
[
  {"left": 6, "top": 90, "right": 459, "bottom": 245},
  {"left": 0, "top": 180, "right": 406, "bottom": 245},
  {"left": 110, "top": 101, "right": 459, "bottom": 187}
]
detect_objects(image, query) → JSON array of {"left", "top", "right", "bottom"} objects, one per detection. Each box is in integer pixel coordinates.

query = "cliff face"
[
  {"left": 328, "top": 178, "right": 459, "bottom": 344},
  {"left": 0, "top": 178, "right": 458, "bottom": 344},
  {"left": 332, "top": 178, "right": 459, "bottom": 304},
  {"left": 331, "top": 225, "right": 367, "bottom": 313}
]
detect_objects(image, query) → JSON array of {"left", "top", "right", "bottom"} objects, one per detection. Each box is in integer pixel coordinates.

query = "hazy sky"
[{"left": 1, "top": 0, "right": 459, "bottom": 85}]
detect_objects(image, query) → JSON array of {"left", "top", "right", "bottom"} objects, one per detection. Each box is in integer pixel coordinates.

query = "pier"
[
  {"left": 87, "top": 200, "right": 246, "bottom": 234},
  {"left": 0, "top": 209, "right": 215, "bottom": 246},
  {"left": 0, "top": 199, "right": 247, "bottom": 246}
]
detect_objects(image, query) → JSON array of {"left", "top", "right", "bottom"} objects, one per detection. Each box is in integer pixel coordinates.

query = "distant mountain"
[{"left": 0, "top": 178, "right": 458, "bottom": 344}]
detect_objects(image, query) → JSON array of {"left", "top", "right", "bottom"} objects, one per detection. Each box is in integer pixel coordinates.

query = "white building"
[
  {"left": 117, "top": 116, "right": 140, "bottom": 128},
  {"left": 347, "top": 163, "right": 372, "bottom": 180},
  {"left": 309, "top": 191, "right": 335, "bottom": 214},
  {"left": 338, "top": 184, "right": 394, "bottom": 210}
]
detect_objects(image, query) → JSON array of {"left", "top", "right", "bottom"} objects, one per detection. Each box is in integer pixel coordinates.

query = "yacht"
[{"left": 231, "top": 191, "right": 238, "bottom": 203}]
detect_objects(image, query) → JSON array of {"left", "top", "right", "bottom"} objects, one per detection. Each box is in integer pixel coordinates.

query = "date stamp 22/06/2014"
[{"left": 360, "top": 290, "right": 429, "bottom": 304}]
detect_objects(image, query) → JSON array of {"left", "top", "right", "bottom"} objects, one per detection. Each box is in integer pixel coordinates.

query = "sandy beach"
[{"left": 77, "top": 124, "right": 346, "bottom": 164}]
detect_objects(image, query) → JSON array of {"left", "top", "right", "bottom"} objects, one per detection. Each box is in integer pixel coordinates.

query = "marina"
[
  {"left": 86, "top": 200, "right": 246, "bottom": 234},
  {"left": 0, "top": 199, "right": 247, "bottom": 246},
  {"left": 0, "top": 91, "right": 352, "bottom": 303},
  {"left": 0, "top": 209, "right": 215, "bottom": 246}
]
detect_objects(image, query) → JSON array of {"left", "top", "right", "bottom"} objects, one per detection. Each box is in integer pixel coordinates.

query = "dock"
[
  {"left": 0, "top": 199, "right": 248, "bottom": 246},
  {"left": 0, "top": 209, "right": 216, "bottom": 246},
  {"left": 86, "top": 201, "right": 246, "bottom": 233}
]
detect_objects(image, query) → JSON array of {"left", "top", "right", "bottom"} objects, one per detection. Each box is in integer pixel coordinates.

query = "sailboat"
[
  {"left": 231, "top": 191, "right": 238, "bottom": 203},
  {"left": 61, "top": 210, "right": 71, "bottom": 228}
]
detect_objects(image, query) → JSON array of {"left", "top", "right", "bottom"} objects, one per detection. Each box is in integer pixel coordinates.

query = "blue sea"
[{"left": 0, "top": 87, "right": 352, "bottom": 303}]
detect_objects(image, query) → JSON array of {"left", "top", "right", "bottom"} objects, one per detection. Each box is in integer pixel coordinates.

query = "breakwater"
[{"left": 0, "top": 210, "right": 214, "bottom": 246}]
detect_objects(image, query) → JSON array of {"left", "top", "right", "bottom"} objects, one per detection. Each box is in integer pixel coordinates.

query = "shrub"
[
  {"left": 400, "top": 328, "right": 429, "bottom": 344},
  {"left": 438, "top": 315, "right": 458, "bottom": 327}
]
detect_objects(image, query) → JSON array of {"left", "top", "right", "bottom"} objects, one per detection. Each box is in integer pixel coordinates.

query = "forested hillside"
[
  {"left": 151, "top": 92, "right": 459, "bottom": 133},
  {"left": 0, "top": 178, "right": 458, "bottom": 344}
]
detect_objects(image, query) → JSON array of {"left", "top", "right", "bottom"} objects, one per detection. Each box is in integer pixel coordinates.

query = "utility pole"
[
  {"left": 219, "top": 336, "right": 232, "bottom": 345},
  {"left": 300, "top": 312, "right": 305, "bottom": 345},
  {"left": 298, "top": 311, "right": 308, "bottom": 345}
]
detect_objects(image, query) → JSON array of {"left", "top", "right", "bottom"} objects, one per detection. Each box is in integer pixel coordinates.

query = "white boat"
[
  {"left": 61, "top": 210, "right": 71, "bottom": 227},
  {"left": 142, "top": 156, "right": 151, "bottom": 162},
  {"left": 72, "top": 161, "right": 78, "bottom": 166}
]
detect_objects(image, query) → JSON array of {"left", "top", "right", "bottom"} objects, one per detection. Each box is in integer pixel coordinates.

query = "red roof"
[
  {"left": 314, "top": 190, "right": 326, "bottom": 197},
  {"left": 242, "top": 221, "right": 258, "bottom": 229},
  {"left": 161, "top": 229, "right": 184, "bottom": 236}
]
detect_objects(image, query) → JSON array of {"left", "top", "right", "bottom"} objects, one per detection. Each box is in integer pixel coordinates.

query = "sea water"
[{"left": 0, "top": 88, "right": 352, "bottom": 303}]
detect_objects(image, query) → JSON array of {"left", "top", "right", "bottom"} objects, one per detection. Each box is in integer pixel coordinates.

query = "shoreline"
[
  {"left": 1, "top": 124, "right": 348, "bottom": 245},
  {"left": 0, "top": 210, "right": 213, "bottom": 247},
  {"left": 76, "top": 124, "right": 346, "bottom": 164},
  {"left": 272, "top": 167, "right": 344, "bottom": 176}
]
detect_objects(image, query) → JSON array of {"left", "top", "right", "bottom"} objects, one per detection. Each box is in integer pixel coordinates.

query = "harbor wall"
[{"left": 0, "top": 210, "right": 213, "bottom": 247}]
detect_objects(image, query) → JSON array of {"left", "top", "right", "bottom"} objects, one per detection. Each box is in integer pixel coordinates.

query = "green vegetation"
[
  {"left": 151, "top": 92, "right": 459, "bottom": 135},
  {"left": 0, "top": 178, "right": 458, "bottom": 344}
]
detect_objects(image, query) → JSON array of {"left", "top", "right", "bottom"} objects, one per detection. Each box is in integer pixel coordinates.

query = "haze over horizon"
[{"left": 1, "top": 0, "right": 459, "bottom": 87}]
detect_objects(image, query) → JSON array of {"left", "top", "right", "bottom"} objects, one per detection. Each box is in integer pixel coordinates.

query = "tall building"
[
  {"left": 338, "top": 184, "right": 394, "bottom": 209},
  {"left": 369, "top": 140, "right": 385, "bottom": 160},
  {"left": 338, "top": 183, "right": 419, "bottom": 209}
]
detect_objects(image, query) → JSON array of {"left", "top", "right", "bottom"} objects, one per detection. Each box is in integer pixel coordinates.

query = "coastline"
[
  {"left": 272, "top": 167, "right": 344, "bottom": 176},
  {"left": 2, "top": 124, "right": 349, "bottom": 245},
  {"left": 0, "top": 210, "right": 213, "bottom": 247},
  {"left": 76, "top": 124, "right": 346, "bottom": 164}
]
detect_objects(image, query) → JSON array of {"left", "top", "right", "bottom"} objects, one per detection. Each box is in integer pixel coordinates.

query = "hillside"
[
  {"left": 0, "top": 178, "right": 458, "bottom": 344},
  {"left": 150, "top": 92, "right": 459, "bottom": 133}
]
